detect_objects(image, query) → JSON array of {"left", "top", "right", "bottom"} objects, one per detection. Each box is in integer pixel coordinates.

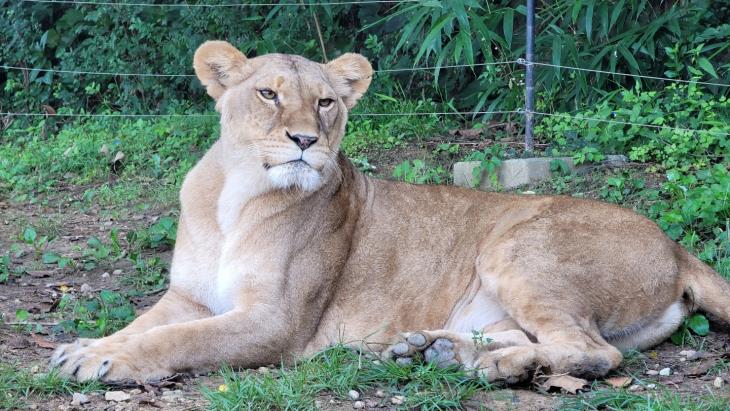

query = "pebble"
[
  {"left": 102, "top": 272, "right": 110, "bottom": 278},
  {"left": 714, "top": 377, "right": 724, "bottom": 388},
  {"left": 80, "top": 283, "right": 92, "bottom": 293},
  {"left": 659, "top": 367, "right": 671, "bottom": 376},
  {"left": 105, "top": 391, "right": 131, "bottom": 402},
  {"left": 365, "top": 399, "right": 379, "bottom": 407},
  {"left": 113, "top": 269, "right": 123, "bottom": 275},
  {"left": 646, "top": 370, "right": 659, "bottom": 375},
  {"left": 257, "top": 366, "right": 270, "bottom": 374},
  {"left": 627, "top": 384, "right": 642, "bottom": 392},
  {"left": 352, "top": 401, "right": 365, "bottom": 409},
  {"left": 375, "top": 389, "right": 385, "bottom": 398},
  {"left": 129, "top": 388, "right": 142, "bottom": 395},
  {"left": 391, "top": 395, "right": 405, "bottom": 405},
  {"left": 646, "top": 384, "right": 657, "bottom": 390},
  {"left": 71, "top": 392, "right": 89, "bottom": 406},
  {"left": 348, "top": 390, "right": 360, "bottom": 400}
]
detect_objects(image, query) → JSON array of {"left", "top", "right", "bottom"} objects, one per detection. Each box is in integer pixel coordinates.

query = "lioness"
[{"left": 51, "top": 41, "right": 730, "bottom": 384}]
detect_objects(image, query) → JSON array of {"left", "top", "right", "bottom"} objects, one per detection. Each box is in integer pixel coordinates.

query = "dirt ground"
[{"left": 2, "top": 164, "right": 730, "bottom": 410}]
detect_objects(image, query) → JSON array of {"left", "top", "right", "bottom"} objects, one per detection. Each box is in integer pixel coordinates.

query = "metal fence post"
[{"left": 524, "top": 0, "right": 535, "bottom": 153}]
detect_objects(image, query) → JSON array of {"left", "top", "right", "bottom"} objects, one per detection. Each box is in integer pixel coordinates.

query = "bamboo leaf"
[
  {"left": 503, "top": 8, "right": 513, "bottom": 49},
  {"left": 609, "top": 0, "right": 624, "bottom": 31},
  {"left": 585, "top": 0, "right": 594, "bottom": 43},
  {"left": 618, "top": 44, "right": 639, "bottom": 72},
  {"left": 571, "top": 0, "right": 583, "bottom": 24}
]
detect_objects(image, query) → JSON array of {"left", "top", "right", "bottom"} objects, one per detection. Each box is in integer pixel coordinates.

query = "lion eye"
[
  {"left": 259, "top": 89, "right": 277, "bottom": 100},
  {"left": 318, "top": 98, "right": 334, "bottom": 108}
]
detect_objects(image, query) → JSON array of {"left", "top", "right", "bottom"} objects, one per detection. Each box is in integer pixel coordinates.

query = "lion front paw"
[{"left": 49, "top": 337, "right": 172, "bottom": 382}]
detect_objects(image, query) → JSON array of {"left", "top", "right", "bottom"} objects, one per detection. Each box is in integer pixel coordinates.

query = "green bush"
[{"left": 536, "top": 83, "right": 729, "bottom": 170}]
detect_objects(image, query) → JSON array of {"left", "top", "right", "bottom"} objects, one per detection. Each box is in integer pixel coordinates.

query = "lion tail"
[{"left": 678, "top": 245, "right": 730, "bottom": 324}]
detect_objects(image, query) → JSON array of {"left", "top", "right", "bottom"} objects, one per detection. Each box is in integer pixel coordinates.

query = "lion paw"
[
  {"left": 384, "top": 332, "right": 460, "bottom": 368},
  {"left": 49, "top": 338, "right": 170, "bottom": 382}
]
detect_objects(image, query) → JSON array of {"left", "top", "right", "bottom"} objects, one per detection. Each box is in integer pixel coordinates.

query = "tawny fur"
[{"left": 50, "top": 41, "right": 730, "bottom": 383}]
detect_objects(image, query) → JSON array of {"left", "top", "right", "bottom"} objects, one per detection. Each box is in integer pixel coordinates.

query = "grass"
[
  {"left": 202, "top": 345, "right": 490, "bottom": 410},
  {"left": 0, "top": 362, "right": 103, "bottom": 409},
  {"left": 563, "top": 389, "right": 730, "bottom": 411}
]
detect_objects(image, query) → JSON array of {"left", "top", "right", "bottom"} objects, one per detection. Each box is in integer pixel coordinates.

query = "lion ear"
[
  {"left": 193, "top": 41, "right": 248, "bottom": 101},
  {"left": 325, "top": 53, "right": 373, "bottom": 109}
]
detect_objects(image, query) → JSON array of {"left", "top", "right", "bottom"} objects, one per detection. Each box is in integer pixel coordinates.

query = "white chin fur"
[{"left": 267, "top": 162, "right": 322, "bottom": 192}]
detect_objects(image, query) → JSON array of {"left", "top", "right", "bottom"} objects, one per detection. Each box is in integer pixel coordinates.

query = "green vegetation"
[
  {"left": 0, "top": 363, "right": 103, "bottom": 410},
  {"left": 203, "top": 345, "right": 490, "bottom": 411},
  {"left": 563, "top": 389, "right": 730, "bottom": 411}
]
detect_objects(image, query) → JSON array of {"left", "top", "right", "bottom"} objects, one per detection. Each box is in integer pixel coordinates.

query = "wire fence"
[{"left": 3, "top": 1, "right": 729, "bottom": 144}]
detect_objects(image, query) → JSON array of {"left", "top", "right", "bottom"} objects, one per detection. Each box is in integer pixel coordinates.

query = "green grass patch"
[
  {"left": 0, "top": 362, "right": 103, "bottom": 409},
  {"left": 202, "top": 345, "right": 490, "bottom": 410},
  {"left": 563, "top": 388, "right": 730, "bottom": 411}
]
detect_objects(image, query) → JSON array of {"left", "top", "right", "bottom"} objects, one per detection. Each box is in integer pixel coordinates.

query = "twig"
[{"left": 311, "top": 7, "right": 328, "bottom": 63}]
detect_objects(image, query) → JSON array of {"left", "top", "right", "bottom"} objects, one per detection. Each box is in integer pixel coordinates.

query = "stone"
[
  {"left": 102, "top": 272, "right": 110, "bottom": 278},
  {"left": 374, "top": 389, "right": 385, "bottom": 398},
  {"left": 112, "top": 269, "right": 123, "bottom": 276},
  {"left": 659, "top": 367, "right": 671, "bottom": 376},
  {"left": 348, "top": 390, "right": 360, "bottom": 400},
  {"left": 352, "top": 400, "right": 365, "bottom": 409},
  {"left": 714, "top": 377, "right": 724, "bottom": 388},
  {"left": 105, "top": 391, "right": 131, "bottom": 402},
  {"left": 628, "top": 384, "right": 642, "bottom": 392},
  {"left": 71, "top": 392, "right": 89, "bottom": 406},
  {"left": 453, "top": 157, "right": 575, "bottom": 191},
  {"left": 391, "top": 395, "right": 405, "bottom": 405},
  {"left": 603, "top": 154, "right": 628, "bottom": 167},
  {"left": 129, "top": 388, "right": 142, "bottom": 395},
  {"left": 80, "top": 283, "right": 92, "bottom": 294},
  {"left": 257, "top": 366, "right": 270, "bottom": 374},
  {"left": 646, "top": 370, "right": 659, "bottom": 375},
  {"left": 646, "top": 384, "right": 657, "bottom": 390}
]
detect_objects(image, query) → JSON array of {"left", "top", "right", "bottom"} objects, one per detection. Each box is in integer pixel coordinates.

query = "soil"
[{"left": 1, "top": 146, "right": 729, "bottom": 410}]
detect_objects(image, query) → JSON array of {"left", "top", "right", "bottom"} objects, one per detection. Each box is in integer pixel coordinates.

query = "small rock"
[
  {"left": 680, "top": 357, "right": 686, "bottom": 362},
  {"left": 112, "top": 269, "right": 122, "bottom": 275},
  {"left": 391, "top": 395, "right": 405, "bottom": 405},
  {"left": 659, "top": 367, "right": 671, "bottom": 376},
  {"left": 348, "top": 390, "right": 360, "bottom": 400},
  {"left": 71, "top": 392, "right": 89, "bottom": 406},
  {"left": 352, "top": 401, "right": 365, "bottom": 409},
  {"left": 521, "top": 190, "right": 536, "bottom": 195},
  {"left": 80, "top": 283, "right": 92, "bottom": 294},
  {"left": 646, "top": 370, "right": 659, "bottom": 375},
  {"left": 646, "top": 384, "right": 657, "bottom": 390},
  {"left": 714, "top": 377, "right": 724, "bottom": 388},
  {"left": 365, "top": 399, "right": 379, "bottom": 407},
  {"left": 129, "top": 388, "right": 142, "bottom": 395},
  {"left": 105, "top": 391, "right": 131, "bottom": 402},
  {"left": 375, "top": 389, "right": 385, "bottom": 398},
  {"left": 102, "top": 272, "right": 110, "bottom": 278},
  {"left": 257, "top": 366, "right": 270, "bottom": 374},
  {"left": 628, "top": 384, "right": 642, "bottom": 392}
]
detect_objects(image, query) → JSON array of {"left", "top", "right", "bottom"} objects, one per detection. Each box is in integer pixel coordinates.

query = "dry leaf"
[
  {"left": 605, "top": 376, "right": 632, "bottom": 388},
  {"left": 538, "top": 375, "right": 589, "bottom": 394},
  {"left": 31, "top": 334, "right": 57, "bottom": 349}
]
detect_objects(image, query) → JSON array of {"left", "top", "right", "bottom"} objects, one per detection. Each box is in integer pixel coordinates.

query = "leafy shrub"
[
  {"left": 537, "top": 84, "right": 729, "bottom": 170},
  {"left": 55, "top": 290, "right": 136, "bottom": 338},
  {"left": 392, "top": 159, "right": 447, "bottom": 185}
]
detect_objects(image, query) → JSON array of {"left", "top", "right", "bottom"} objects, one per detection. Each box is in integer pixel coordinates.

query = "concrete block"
[{"left": 453, "top": 157, "right": 575, "bottom": 191}]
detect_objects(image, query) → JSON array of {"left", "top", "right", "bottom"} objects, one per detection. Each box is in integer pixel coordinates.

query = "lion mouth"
[{"left": 263, "top": 159, "right": 311, "bottom": 170}]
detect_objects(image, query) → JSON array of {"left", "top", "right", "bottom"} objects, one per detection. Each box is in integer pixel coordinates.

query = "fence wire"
[
  {"left": 0, "top": 110, "right": 519, "bottom": 118},
  {"left": 0, "top": 61, "right": 517, "bottom": 78},
  {"left": 20, "top": 0, "right": 418, "bottom": 7},
  {"left": 521, "top": 60, "right": 730, "bottom": 89}
]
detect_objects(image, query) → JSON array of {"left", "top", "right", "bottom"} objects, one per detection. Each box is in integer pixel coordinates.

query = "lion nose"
[{"left": 287, "top": 133, "right": 318, "bottom": 150}]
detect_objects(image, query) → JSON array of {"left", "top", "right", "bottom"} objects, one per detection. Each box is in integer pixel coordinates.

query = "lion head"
[{"left": 193, "top": 41, "right": 372, "bottom": 192}]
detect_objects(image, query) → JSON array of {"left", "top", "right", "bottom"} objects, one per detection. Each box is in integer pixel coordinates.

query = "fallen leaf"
[
  {"left": 605, "top": 376, "right": 632, "bottom": 388},
  {"left": 685, "top": 360, "right": 714, "bottom": 376},
  {"left": 538, "top": 375, "right": 589, "bottom": 394},
  {"left": 31, "top": 334, "right": 57, "bottom": 349}
]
